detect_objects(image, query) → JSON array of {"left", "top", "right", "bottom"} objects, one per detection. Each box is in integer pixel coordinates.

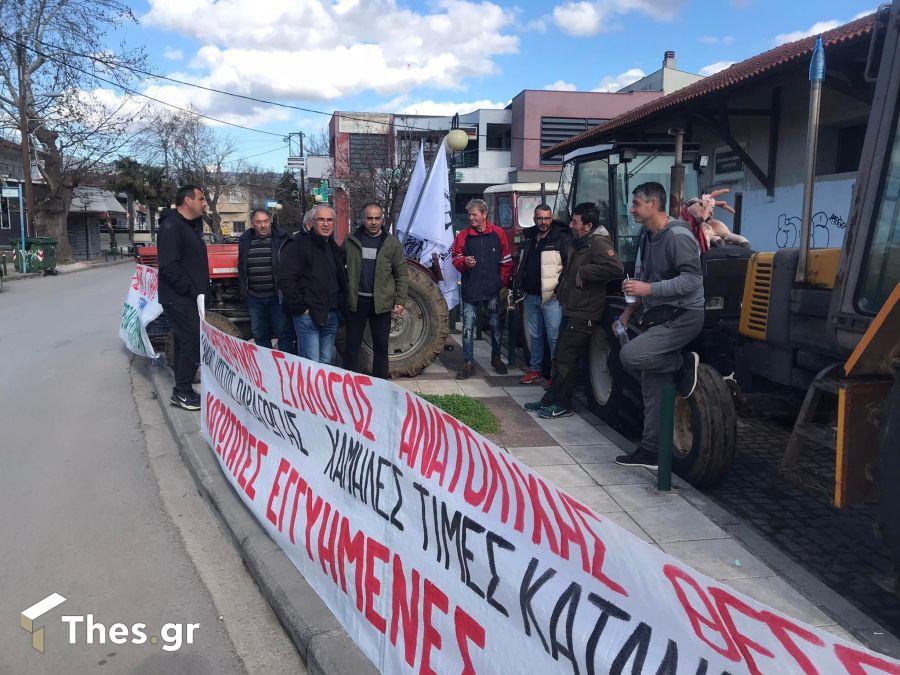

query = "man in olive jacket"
[
  {"left": 344, "top": 202, "right": 409, "bottom": 379},
  {"left": 526, "top": 202, "right": 624, "bottom": 418}
]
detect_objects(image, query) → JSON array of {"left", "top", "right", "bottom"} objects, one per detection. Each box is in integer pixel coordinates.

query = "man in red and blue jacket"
[{"left": 452, "top": 198, "right": 513, "bottom": 379}]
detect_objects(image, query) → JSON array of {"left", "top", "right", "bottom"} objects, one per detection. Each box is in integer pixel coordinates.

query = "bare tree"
[
  {"left": 0, "top": 0, "right": 145, "bottom": 260},
  {"left": 137, "top": 110, "right": 239, "bottom": 235}
]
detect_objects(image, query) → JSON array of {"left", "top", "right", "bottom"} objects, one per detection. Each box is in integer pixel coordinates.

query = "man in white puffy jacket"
[{"left": 513, "top": 204, "right": 572, "bottom": 384}]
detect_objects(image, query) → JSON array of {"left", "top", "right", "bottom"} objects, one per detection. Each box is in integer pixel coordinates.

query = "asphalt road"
[{"left": 0, "top": 264, "right": 303, "bottom": 673}]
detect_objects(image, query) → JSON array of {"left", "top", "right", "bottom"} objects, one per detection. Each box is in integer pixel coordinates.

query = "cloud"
[
  {"left": 773, "top": 20, "right": 841, "bottom": 45},
  {"left": 592, "top": 68, "right": 645, "bottom": 92},
  {"left": 552, "top": 0, "right": 684, "bottom": 37},
  {"left": 141, "top": 0, "right": 519, "bottom": 117},
  {"left": 699, "top": 61, "right": 735, "bottom": 76},
  {"left": 544, "top": 79, "right": 577, "bottom": 91},
  {"left": 393, "top": 98, "right": 509, "bottom": 116},
  {"left": 699, "top": 35, "right": 734, "bottom": 45},
  {"left": 853, "top": 9, "right": 875, "bottom": 20},
  {"left": 162, "top": 47, "right": 183, "bottom": 60},
  {"left": 525, "top": 15, "right": 549, "bottom": 32}
]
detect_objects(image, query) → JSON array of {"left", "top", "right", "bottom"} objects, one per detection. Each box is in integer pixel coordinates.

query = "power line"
[
  {"left": 0, "top": 32, "right": 285, "bottom": 137},
  {"left": 1, "top": 31, "right": 555, "bottom": 143}
]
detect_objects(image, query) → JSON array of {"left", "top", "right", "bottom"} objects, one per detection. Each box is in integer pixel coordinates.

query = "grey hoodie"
[{"left": 637, "top": 218, "right": 704, "bottom": 311}]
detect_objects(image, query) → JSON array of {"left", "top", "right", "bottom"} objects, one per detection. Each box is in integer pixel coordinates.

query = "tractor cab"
[{"left": 483, "top": 182, "right": 558, "bottom": 259}]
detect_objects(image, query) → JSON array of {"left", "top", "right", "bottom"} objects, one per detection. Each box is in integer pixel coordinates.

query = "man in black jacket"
[
  {"left": 513, "top": 204, "right": 571, "bottom": 384},
  {"left": 277, "top": 204, "right": 347, "bottom": 364},
  {"left": 158, "top": 185, "right": 210, "bottom": 411},
  {"left": 526, "top": 202, "right": 623, "bottom": 419},
  {"left": 238, "top": 208, "right": 294, "bottom": 353}
]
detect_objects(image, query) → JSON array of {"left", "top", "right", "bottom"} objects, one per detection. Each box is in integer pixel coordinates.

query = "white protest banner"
[
  {"left": 198, "top": 316, "right": 899, "bottom": 674},
  {"left": 120, "top": 264, "right": 163, "bottom": 357},
  {"left": 398, "top": 139, "right": 460, "bottom": 310}
]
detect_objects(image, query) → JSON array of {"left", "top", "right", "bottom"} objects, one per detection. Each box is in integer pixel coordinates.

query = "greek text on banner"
[{"left": 198, "top": 316, "right": 900, "bottom": 674}]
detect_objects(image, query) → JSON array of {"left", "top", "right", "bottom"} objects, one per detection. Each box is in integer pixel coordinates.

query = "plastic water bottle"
[{"left": 613, "top": 318, "right": 629, "bottom": 346}]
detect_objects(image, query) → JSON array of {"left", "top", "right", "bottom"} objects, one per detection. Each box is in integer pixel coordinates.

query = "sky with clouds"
[{"left": 108, "top": 0, "right": 877, "bottom": 169}]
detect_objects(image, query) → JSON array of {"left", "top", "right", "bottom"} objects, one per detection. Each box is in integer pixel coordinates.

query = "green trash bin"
[{"left": 12, "top": 237, "right": 58, "bottom": 274}]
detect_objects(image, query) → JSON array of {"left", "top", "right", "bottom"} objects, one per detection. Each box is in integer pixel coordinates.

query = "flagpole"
[{"left": 402, "top": 140, "right": 443, "bottom": 242}]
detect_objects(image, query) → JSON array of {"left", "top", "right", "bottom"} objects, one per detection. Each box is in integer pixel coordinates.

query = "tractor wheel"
[
  {"left": 165, "top": 311, "right": 242, "bottom": 369},
  {"left": 356, "top": 264, "right": 449, "bottom": 378},
  {"left": 586, "top": 320, "right": 644, "bottom": 437},
  {"left": 671, "top": 363, "right": 737, "bottom": 487}
]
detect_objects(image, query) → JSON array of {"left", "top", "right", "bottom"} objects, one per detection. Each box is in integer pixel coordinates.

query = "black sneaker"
[
  {"left": 491, "top": 355, "right": 508, "bottom": 375},
  {"left": 676, "top": 351, "right": 699, "bottom": 399},
  {"left": 524, "top": 400, "right": 548, "bottom": 413},
  {"left": 615, "top": 447, "right": 659, "bottom": 469},
  {"left": 170, "top": 390, "right": 201, "bottom": 411},
  {"left": 538, "top": 403, "right": 574, "bottom": 419}
]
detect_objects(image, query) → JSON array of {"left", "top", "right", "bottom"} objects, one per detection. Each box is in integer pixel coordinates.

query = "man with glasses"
[
  {"left": 513, "top": 204, "right": 571, "bottom": 385},
  {"left": 238, "top": 208, "right": 294, "bottom": 353},
  {"left": 277, "top": 204, "right": 347, "bottom": 364},
  {"left": 344, "top": 202, "right": 408, "bottom": 379}
]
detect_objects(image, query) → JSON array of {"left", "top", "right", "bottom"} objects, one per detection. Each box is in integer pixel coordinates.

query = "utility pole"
[
  {"left": 16, "top": 35, "right": 35, "bottom": 238},
  {"left": 299, "top": 131, "right": 307, "bottom": 212}
]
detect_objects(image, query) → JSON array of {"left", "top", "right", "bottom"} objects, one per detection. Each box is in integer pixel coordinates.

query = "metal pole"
[
  {"left": 299, "top": 131, "right": 307, "bottom": 212},
  {"left": 17, "top": 181, "right": 27, "bottom": 272},
  {"left": 657, "top": 383, "right": 676, "bottom": 491},
  {"left": 17, "top": 37, "right": 35, "bottom": 238},
  {"left": 797, "top": 36, "right": 826, "bottom": 285},
  {"left": 669, "top": 129, "right": 685, "bottom": 217}
]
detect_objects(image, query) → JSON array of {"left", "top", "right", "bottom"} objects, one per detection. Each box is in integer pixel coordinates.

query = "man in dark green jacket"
[
  {"left": 344, "top": 202, "right": 409, "bottom": 379},
  {"left": 526, "top": 202, "right": 624, "bottom": 418}
]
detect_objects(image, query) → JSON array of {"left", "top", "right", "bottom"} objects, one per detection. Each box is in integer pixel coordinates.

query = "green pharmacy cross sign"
[{"left": 313, "top": 180, "right": 334, "bottom": 203}]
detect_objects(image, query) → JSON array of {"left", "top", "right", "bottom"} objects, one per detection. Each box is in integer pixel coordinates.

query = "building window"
[
  {"left": 349, "top": 133, "right": 389, "bottom": 171},
  {"left": 835, "top": 123, "right": 867, "bottom": 174},
  {"left": 486, "top": 124, "right": 511, "bottom": 151},
  {"left": 231, "top": 221, "right": 245, "bottom": 233},
  {"left": 228, "top": 188, "right": 243, "bottom": 204},
  {"left": 540, "top": 117, "right": 606, "bottom": 165}
]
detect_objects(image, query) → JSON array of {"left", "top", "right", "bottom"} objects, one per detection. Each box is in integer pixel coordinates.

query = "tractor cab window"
[
  {"left": 517, "top": 195, "right": 544, "bottom": 229},
  {"left": 554, "top": 161, "right": 575, "bottom": 222},
  {"left": 572, "top": 157, "right": 610, "bottom": 229},
  {"left": 496, "top": 194, "right": 513, "bottom": 229},
  {"left": 857, "top": 103, "right": 900, "bottom": 314},
  {"left": 613, "top": 153, "right": 699, "bottom": 265}
]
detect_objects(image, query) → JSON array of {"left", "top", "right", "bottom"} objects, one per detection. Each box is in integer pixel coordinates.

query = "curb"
[
  {"left": 572, "top": 399, "right": 900, "bottom": 657},
  {"left": 2, "top": 256, "right": 132, "bottom": 283},
  {"left": 143, "top": 360, "right": 376, "bottom": 675}
]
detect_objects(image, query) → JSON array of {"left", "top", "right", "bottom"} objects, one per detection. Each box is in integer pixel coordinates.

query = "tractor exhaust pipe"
[{"left": 797, "top": 37, "right": 826, "bottom": 284}]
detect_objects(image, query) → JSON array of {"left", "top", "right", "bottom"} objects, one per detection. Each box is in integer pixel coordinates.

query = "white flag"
[
  {"left": 397, "top": 139, "right": 460, "bottom": 310},
  {"left": 395, "top": 143, "right": 426, "bottom": 238}
]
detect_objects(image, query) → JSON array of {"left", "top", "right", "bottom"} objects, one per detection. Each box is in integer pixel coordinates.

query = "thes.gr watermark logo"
[{"left": 21, "top": 593, "right": 67, "bottom": 653}]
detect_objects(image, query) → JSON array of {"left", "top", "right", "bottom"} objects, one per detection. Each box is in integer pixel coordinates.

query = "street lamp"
[{"left": 446, "top": 114, "right": 468, "bottom": 231}]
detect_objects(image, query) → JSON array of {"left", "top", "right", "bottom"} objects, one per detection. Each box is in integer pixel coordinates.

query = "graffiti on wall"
[{"left": 775, "top": 211, "right": 848, "bottom": 249}]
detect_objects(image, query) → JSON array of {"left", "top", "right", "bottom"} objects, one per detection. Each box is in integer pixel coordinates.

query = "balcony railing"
[{"left": 452, "top": 149, "right": 479, "bottom": 168}]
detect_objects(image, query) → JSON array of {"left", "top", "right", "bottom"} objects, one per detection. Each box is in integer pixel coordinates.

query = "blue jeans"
[
  {"left": 461, "top": 297, "right": 501, "bottom": 364},
  {"left": 524, "top": 293, "right": 562, "bottom": 372},
  {"left": 293, "top": 311, "right": 340, "bottom": 364},
  {"left": 247, "top": 293, "right": 296, "bottom": 354}
]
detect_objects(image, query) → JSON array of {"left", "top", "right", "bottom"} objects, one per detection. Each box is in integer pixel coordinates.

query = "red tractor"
[{"left": 136, "top": 240, "right": 449, "bottom": 377}]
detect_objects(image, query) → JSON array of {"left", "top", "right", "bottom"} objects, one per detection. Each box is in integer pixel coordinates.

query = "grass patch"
[{"left": 419, "top": 393, "right": 500, "bottom": 435}]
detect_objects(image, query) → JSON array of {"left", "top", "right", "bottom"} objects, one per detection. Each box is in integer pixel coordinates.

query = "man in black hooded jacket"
[
  {"left": 158, "top": 185, "right": 210, "bottom": 411},
  {"left": 277, "top": 204, "right": 347, "bottom": 364}
]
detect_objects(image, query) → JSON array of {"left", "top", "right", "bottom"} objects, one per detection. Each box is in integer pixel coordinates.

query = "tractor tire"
[
  {"left": 165, "top": 311, "right": 242, "bottom": 369},
  {"left": 355, "top": 264, "right": 449, "bottom": 378},
  {"left": 586, "top": 321, "right": 644, "bottom": 437},
  {"left": 877, "top": 378, "right": 900, "bottom": 595},
  {"left": 671, "top": 363, "right": 737, "bottom": 488}
]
